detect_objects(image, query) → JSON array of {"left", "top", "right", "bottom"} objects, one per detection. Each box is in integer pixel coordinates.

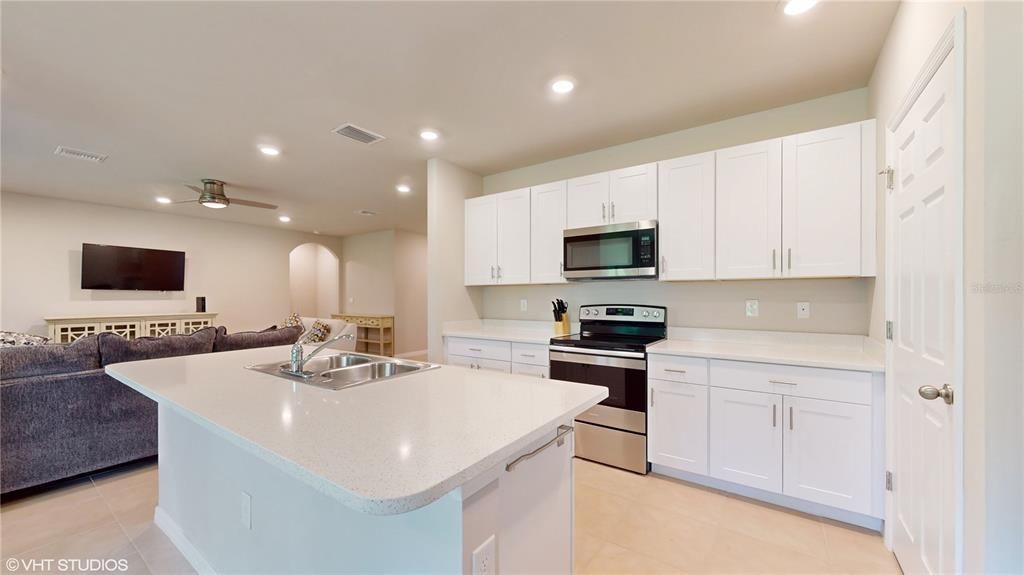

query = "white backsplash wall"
[{"left": 482, "top": 277, "right": 873, "bottom": 335}]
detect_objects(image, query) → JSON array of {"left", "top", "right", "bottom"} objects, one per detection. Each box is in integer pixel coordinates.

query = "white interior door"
[
  {"left": 464, "top": 195, "right": 497, "bottom": 285},
  {"left": 715, "top": 138, "right": 782, "bottom": 279},
  {"left": 888, "top": 17, "right": 963, "bottom": 575},
  {"left": 530, "top": 181, "right": 568, "bottom": 284},
  {"left": 657, "top": 152, "right": 716, "bottom": 280},
  {"left": 608, "top": 162, "right": 658, "bottom": 223},
  {"left": 495, "top": 188, "right": 531, "bottom": 284},
  {"left": 566, "top": 172, "right": 610, "bottom": 229}
]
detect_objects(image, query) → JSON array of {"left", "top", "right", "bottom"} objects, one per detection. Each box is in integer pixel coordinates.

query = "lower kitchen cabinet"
[
  {"left": 709, "top": 387, "right": 783, "bottom": 493},
  {"left": 783, "top": 396, "right": 872, "bottom": 514},
  {"left": 511, "top": 362, "right": 549, "bottom": 379},
  {"left": 447, "top": 354, "right": 511, "bottom": 373},
  {"left": 648, "top": 379, "right": 708, "bottom": 475}
]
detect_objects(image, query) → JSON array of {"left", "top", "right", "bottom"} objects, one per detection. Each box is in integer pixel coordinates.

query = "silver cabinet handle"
[
  {"left": 468, "top": 348, "right": 483, "bottom": 352},
  {"left": 788, "top": 248, "right": 792, "bottom": 270},
  {"left": 769, "top": 380, "right": 798, "bottom": 385},
  {"left": 772, "top": 404, "right": 777, "bottom": 427},
  {"left": 602, "top": 203, "right": 607, "bottom": 221},
  {"left": 664, "top": 368, "right": 687, "bottom": 374},
  {"left": 772, "top": 249, "right": 777, "bottom": 270},
  {"left": 520, "top": 353, "right": 536, "bottom": 358},
  {"left": 496, "top": 265, "right": 502, "bottom": 279},
  {"left": 789, "top": 406, "right": 794, "bottom": 430},
  {"left": 611, "top": 201, "right": 615, "bottom": 220},
  {"left": 506, "top": 425, "right": 573, "bottom": 471},
  {"left": 650, "top": 388, "right": 655, "bottom": 407},
  {"left": 541, "top": 373, "right": 546, "bottom": 379},
  {"left": 490, "top": 265, "right": 495, "bottom": 279},
  {"left": 661, "top": 255, "right": 666, "bottom": 272},
  {"left": 560, "top": 261, "right": 564, "bottom": 277}
]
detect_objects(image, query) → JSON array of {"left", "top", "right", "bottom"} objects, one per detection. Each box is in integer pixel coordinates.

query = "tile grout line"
[{"left": 89, "top": 474, "right": 154, "bottom": 575}]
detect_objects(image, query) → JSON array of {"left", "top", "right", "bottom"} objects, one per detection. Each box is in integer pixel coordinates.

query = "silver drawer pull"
[
  {"left": 664, "top": 368, "right": 687, "bottom": 374},
  {"left": 468, "top": 348, "right": 483, "bottom": 352},
  {"left": 769, "top": 380, "right": 798, "bottom": 386},
  {"left": 506, "top": 425, "right": 573, "bottom": 472},
  {"left": 520, "top": 353, "right": 536, "bottom": 358},
  {"left": 772, "top": 404, "right": 777, "bottom": 427},
  {"left": 790, "top": 406, "right": 794, "bottom": 430}
]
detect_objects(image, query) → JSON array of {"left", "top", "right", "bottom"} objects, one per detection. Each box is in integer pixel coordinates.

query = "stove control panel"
[{"left": 579, "top": 305, "right": 666, "bottom": 323}]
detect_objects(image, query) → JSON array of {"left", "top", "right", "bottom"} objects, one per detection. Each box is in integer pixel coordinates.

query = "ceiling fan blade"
[
  {"left": 173, "top": 199, "right": 198, "bottom": 205},
  {"left": 185, "top": 185, "right": 203, "bottom": 195},
  {"left": 230, "top": 198, "right": 278, "bottom": 210}
]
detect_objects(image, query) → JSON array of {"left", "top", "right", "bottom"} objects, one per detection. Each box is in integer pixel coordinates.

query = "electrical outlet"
[
  {"left": 240, "top": 491, "right": 252, "bottom": 530},
  {"left": 797, "top": 302, "right": 811, "bottom": 319},
  {"left": 745, "top": 299, "right": 759, "bottom": 318},
  {"left": 472, "top": 534, "right": 496, "bottom": 575},
  {"left": 520, "top": 299, "right": 528, "bottom": 312}
]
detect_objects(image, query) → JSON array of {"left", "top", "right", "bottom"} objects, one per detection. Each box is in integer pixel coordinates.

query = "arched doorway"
[{"left": 288, "top": 243, "right": 340, "bottom": 317}]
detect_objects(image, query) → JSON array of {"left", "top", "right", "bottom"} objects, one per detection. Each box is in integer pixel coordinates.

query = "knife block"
[{"left": 554, "top": 316, "right": 571, "bottom": 336}]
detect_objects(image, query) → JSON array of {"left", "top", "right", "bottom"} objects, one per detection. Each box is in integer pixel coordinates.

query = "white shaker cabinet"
[
  {"left": 464, "top": 189, "right": 531, "bottom": 286},
  {"left": 530, "top": 181, "right": 568, "bottom": 284},
  {"left": 782, "top": 122, "right": 864, "bottom": 278},
  {"left": 608, "top": 162, "right": 658, "bottom": 224},
  {"left": 709, "top": 386, "right": 783, "bottom": 493},
  {"left": 715, "top": 138, "right": 783, "bottom": 279},
  {"left": 783, "top": 396, "right": 873, "bottom": 514},
  {"left": 566, "top": 172, "right": 610, "bottom": 229},
  {"left": 648, "top": 379, "right": 709, "bottom": 475},
  {"left": 657, "top": 152, "right": 715, "bottom": 280}
]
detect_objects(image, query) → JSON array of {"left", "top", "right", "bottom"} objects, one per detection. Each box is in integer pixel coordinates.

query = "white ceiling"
[{"left": 1, "top": 1, "right": 898, "bottom": 236}]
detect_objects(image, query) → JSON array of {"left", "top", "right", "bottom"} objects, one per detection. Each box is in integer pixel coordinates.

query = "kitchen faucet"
[{"left": 284, "top": 332, "right": 357, "bottom": 377}]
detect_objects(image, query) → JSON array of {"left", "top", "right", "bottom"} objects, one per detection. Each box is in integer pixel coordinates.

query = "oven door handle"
[
  {"left": 549, "top": 345, "right": 645, "bottom": 359},
  {"left": 549, "top": 350, "right": 647, "bottom": 370}
]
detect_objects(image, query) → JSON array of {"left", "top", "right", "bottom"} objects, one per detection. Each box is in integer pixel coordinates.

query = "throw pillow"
[
  {"left": 0, "top": 331, "right": 50, "bottom": 348},
  {"left": 284, "top": 313, "right": 304, "bottom": 331},
  {"left": 300, "top": 320, "right": 332, "bottom": 344}
]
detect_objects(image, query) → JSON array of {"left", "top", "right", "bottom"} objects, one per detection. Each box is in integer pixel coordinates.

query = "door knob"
[{"left": 918, "top": 384, "right": 954, "bottom": 405}]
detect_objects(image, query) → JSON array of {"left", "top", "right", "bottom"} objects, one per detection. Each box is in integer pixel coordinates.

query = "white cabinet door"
[
  {"left": 657, "top": 153, "right": 715, "bottom": 280},
  {"left": 496, "top": 188, "right": 532, "bottom": 284},
  {"left": 648, "top": 379, "right": 709, "bottom": 475},
  {"left": 609, "top": 163, "right": 658, "bottom": 223},
  {"left": 566, "top": 172, "right": 610, "bottom": 229},
  {"left": 783, "top": 396, "right": 872, "bottom": 514},
  {"left": 709, "top": 386, "right": 782, "bottom": 492},
  {"left": 464, "top": 195, "right": 497, "bottom": 285},
  {"left": 511, "top": 362, "right": 549, "bottom": 379},
  {"left": 715, "top": 139, "right": 782, "bottom": 279},
  {"left": 530, "top": 181, "right": 568, "bottom": 284},
  {"left": 782, "top": 122, "right": 862, "bottom": 278}
]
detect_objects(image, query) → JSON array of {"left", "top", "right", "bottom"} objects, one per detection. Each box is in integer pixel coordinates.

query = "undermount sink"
[{"left": 246, "top": 352, "right": 438, "bottom": 391}]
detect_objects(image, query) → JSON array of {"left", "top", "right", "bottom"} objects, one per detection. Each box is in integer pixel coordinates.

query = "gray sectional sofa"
[{"left": 0, "top": 324, "right": 302, "bottom": 494}]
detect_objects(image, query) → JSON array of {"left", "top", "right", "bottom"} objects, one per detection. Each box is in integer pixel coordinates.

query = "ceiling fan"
[{"left": 179, "top": 179, "right": 278, "bottom": 210}]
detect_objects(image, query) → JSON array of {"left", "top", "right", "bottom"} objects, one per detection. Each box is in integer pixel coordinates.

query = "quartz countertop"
[
  {"left": 105, "top": 346, "right": 606, "bottom": 515},
  {"left": 648, "top": 335, "right": 884, "bottom": 373},
  {"left": 442, "top": 320, "right": 573, "bottom": 345}
]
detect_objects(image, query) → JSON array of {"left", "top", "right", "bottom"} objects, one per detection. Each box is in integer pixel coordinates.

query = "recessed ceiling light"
[
  {"left": 278, "top": 215, "right": 291, "bottom": 223},
  {"left": 419, "top": 129, "right": 439, "bottom": 141},
  {"left": 784, "top": 0, "right": 818, "bottom": 15},
  {"left": 355, "top": 209, "right": 377, "bottom": 217},
  {"left": 551, "top": 79, "right": 575, "bottom": 94},
  {"left": 396, "top": 184, "right": 411, "bottom": 193},
  {"left": 155, "top": 196, "right": 172, "bottom": 204},
  {"left": 259, "top": 145, "right": 280, "bottom": 156}
]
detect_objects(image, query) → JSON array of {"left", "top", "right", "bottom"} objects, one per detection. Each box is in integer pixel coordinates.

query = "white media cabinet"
[{"left": 45, "top": 312, "right": 218, "bottom": 343}]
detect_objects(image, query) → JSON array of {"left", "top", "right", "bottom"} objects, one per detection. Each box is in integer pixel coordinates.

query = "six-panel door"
[
  {"left": 709, "top": 386, "right": 783, "bottom": 492},
  {"left": 530, "top": 181, "right": 568, "bottom": 284},
  {"left": 648, "top": 379, "right": 709, "bottom": 475},
  {"left": 657, "top": 152, "right": 715, "bottom": 280},
  {"left": 715, "top": 139, "right": 782, "bottom": 279}
]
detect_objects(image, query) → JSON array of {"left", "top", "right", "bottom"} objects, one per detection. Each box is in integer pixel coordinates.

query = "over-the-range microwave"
[{"left": 562, "top": 220, "right": 657, "bottom": 280}]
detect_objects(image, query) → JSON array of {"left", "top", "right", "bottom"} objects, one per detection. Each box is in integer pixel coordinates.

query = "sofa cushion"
[
  {"left": 0, "top": 335, "right": 100, "bottom": 379},
  {"left": 213, "top": 325, "right": 303, "bottom": 353},
  {"left": 98, "top": 327, "right": 217, "bottom": 366}
]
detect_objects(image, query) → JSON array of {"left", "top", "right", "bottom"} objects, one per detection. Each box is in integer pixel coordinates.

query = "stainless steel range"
[{"left": 549, "top": 304, "right": 666, "bottom": 474}]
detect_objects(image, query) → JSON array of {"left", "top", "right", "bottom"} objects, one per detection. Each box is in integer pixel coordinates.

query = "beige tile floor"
[{"left": 1, "top": 458, "right": 901, "bottom": 574}]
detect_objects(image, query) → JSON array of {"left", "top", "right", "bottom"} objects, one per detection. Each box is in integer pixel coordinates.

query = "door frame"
[{"left": 884, "top": 9, "right": 966, "bottom": 571}]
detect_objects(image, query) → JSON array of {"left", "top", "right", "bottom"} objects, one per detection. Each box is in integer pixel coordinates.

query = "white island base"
[{"left": 154, "top": 404, "right": 575, "bottom": 574}]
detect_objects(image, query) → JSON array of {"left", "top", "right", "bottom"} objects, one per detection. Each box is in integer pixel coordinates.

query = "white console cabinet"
[{"left": 45, "top": 312, "right": 218, "bottom": 343}]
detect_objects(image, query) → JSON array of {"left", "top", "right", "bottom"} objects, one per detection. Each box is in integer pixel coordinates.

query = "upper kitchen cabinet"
[
  {"left": 530, "top": 181, "right": 568, "bottom": 284},
  {"left": 566, "top": 172, "right": 610, "bottom": 229},
  {"left": 464, "top": 189, "right": 531, "bottom": 286},
  {"left": 715, "top": 138, "right": 783, "bottom": 280},
  {"left": 608, "top": 163, "right": 658, "bottom": 224},
  {"left": 658, "top": 153, "right": 715, "bottom": 280},
  {"left": 782, "top": 120, "right": 876, "bottom": 278},
  {"left": 566, "top": 163, "right": 657, "bottom": 229}
]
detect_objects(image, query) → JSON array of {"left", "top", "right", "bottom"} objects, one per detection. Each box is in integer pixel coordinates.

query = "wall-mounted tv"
[{"left": 81, "top": 243, "right": 185, "bottom": 291}]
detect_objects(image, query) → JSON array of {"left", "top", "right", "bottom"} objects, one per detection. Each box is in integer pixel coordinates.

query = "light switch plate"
[
  {"left": 745, "top": 299, "right": 759, "bottom": 318},
  {"left": 797, "top": 302, "right": 811, "bottom": 319},
  {"left": 520, "top": 299, "right": 528, "bottom": 312},
  {"left": 472, "top": 534, "right": 496, "bottom": 575}
]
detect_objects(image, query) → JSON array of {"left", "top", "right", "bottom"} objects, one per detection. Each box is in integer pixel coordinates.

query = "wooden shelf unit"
[{"left": 332, "top": 313, "right": 395, "bottom": 357}]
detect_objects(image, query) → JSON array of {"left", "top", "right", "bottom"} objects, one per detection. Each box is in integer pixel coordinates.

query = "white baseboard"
[
  {"left": 650, "top": 465, "right": 884, "bottom": 532},
  {"left": 396, "top": 349, "right": 427, "bottom": 359},
  {"left": 154, "top": 506, "right": 217, "bottom": 575}
]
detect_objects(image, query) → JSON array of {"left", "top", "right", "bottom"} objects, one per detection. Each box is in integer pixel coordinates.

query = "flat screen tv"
[{"left": 81, "top": 243, "right": 185, "bottom": 291}]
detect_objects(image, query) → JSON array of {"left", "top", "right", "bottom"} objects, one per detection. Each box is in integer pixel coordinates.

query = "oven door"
[
  {"left": 549, "top": 349, "right": 647, "bottom": 434},
  {"left": 562, "top": 221, "right": 657, "bottom": 279}
]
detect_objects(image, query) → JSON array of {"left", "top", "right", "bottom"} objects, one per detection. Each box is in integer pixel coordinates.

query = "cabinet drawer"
[
  {"left": 511, "top": 362, "right": 549, "bottom": 379},
  {"left": 446, "top": 337, "right": 512, "bottom": 361},
  {"left": 511, "top": 343, "right": 549, "bottom": 366},
  {"left": 447, "top": 354, "right": 512, "bottom": 373},
  {"left": 648, "top": 355, "right": 709, "bottom": 385},
  {"left": 710, "top": 359, "right": 872, "bottom": 405}
]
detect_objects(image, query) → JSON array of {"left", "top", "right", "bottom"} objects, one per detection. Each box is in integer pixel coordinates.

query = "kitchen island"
[{"left": 105, "top": 345, "right": 606, "bottom": 574}]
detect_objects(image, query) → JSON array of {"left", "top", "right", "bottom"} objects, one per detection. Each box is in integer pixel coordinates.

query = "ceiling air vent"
[
  {"left": 54, "top": 146, "right": 108, "bottom": 163},
  {"left": 333, "top": 123, "right": 385, "bottom": 145}
]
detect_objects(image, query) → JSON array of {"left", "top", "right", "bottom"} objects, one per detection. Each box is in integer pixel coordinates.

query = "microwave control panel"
[{"left": 638, "top": 230, "right": 656, "bottom": 268}]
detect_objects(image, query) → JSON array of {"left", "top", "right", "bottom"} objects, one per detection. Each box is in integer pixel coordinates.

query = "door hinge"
[
  {"left": 879, "top": 167, "right": 895, "bottom": 191},
  {"left": 886, "top": 320, "right": 894, "bottom": 340},
  {"left": 885, "top": 471, "right": 893, "bottom": 491}
]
